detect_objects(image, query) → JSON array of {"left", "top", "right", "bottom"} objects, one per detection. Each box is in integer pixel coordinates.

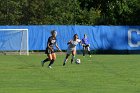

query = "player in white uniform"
[{"left": 63, "top": 34, "right": 81, "bottom": 66}]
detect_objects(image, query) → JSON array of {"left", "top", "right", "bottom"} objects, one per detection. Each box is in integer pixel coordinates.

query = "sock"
[
  {"left": 64, "top": 58, "right": 68, "bottom": 63},
  {"left": 43, "top": 58, "right": 49, "bottom": 63},
  {"left": 83, "top": 47, "right": 85, "bottom": 56},
  {"left": 48, "top": 59, "right": 54, "bottom": 66},
  {"left": 71, "top": 55, "right": 75, "bottom": 62},
  {"left": 63, "top": 58, "right": 68, "bottom": 66},
  {"left": 88, "top": 51, "right": 91, "bottom": 55},
  {"left": 83, "top": 50, "right": 85, "bottom": 56}
]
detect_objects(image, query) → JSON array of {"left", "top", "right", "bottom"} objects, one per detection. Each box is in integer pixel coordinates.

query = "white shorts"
[{"left": 66, "top": 48, "right": 76, "bottom": 54}]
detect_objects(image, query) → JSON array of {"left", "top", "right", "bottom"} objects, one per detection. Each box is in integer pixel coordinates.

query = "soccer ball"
[{"left": 75, "top": 59, "right": 81, "bottom": 64}]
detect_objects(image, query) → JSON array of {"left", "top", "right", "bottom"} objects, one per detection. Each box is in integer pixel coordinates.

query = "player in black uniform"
[{"left": 41, "top": 30, "right": 61, "bottom": 68}]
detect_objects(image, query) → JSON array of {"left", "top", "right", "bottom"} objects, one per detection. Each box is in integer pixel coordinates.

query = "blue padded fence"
[{"left": 0, "top": 25, "right": 140, "bottom": 50}]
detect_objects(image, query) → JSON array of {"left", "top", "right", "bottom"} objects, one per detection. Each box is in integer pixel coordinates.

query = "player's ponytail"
[{"left": 73, "top": 34, "right": 78, "bottom": 39}]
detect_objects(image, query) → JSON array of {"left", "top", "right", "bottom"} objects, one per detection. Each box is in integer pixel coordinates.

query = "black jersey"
[{"left": 47, "top": 36, "right": 57, "bottom": 48}]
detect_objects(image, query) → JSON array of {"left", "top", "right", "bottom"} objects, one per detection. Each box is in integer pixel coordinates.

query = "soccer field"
[{"left": 0, "top": 54, "right": 140, "bottom": 93}]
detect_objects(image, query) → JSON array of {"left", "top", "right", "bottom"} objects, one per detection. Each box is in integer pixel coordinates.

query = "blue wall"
[{"left": 0, "top": 25, "right": 140, "bottom": 50}]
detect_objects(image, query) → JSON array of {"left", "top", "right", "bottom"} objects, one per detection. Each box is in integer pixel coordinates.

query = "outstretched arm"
[
  {"left": 78, "top": 39, "right": 82, "bottom": 46},
  {"left": 55, "top": 43, "right": 61, "bottom": 52},
  {"left": 67, "top": 40, "right": 72, "bottom": 45}
]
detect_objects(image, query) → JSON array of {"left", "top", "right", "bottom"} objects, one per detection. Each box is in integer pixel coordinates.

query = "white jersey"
[{"left": 67, "top": 39, "right": 81, "bottom": 50}]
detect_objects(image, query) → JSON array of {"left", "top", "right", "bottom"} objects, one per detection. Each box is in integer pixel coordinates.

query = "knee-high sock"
[
  {"left": 43, "top": 58, "right": 49, "bottom": 63},
  {"left": 64, "top": 58, "right": 68, "bottom": 63},
  {"left": 71, "top": 55, "right": 75, "bottom": 62},
  {"left": 83, "top": 47, "right": 85, "bottom": 56},
  {"left": 48, "top": 59, "right": 54, "bottom": 66}
]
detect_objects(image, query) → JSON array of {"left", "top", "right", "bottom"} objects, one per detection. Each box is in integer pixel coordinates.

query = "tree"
[{"left": 0, "top": 0, "right": 140, "bottom": 25}]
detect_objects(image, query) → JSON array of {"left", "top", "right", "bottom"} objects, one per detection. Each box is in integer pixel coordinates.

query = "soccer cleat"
[
  {"left": 48, "top": 66, "right": 52, "bottom": 68},
  {"left": 41, "top": 61, "right": 44, "bottom": 67}
]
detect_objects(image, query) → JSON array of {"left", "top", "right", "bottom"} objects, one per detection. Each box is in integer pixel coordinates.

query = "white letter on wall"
[{"left": 128, "top": 29, "right": 140, "bottom": 47}]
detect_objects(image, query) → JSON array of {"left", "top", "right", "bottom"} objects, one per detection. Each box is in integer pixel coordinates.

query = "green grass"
[{"left": 0, "top": 54, "right": 140, "bottom": 93}]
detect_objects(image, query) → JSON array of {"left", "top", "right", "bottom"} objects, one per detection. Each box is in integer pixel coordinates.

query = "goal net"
[{"left": 0, "top": 29, "right": 29, "bottom": 55}]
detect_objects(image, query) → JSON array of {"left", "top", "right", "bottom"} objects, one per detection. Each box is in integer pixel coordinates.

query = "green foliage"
[{"left": 0, "top": 0, "right": 140, "bottom": 25}]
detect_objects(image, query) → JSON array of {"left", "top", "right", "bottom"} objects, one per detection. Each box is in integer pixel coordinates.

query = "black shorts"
[
  {"left": 83, "top": 44, "right": 90, "bottom": 48},
  {"left": 45, "top": 47, "right": 55, "bottom": 54}
]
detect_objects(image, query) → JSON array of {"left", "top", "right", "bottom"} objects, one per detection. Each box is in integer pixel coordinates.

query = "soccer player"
[
  {"left": 41, "top": 30, "right": 61, "bottom": 68},
  {"left": 82, "top": 34, "right": 91, "bottom": 57},
  {"left": 63, "top": 34, "right": 81, "bottom": 66}
]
